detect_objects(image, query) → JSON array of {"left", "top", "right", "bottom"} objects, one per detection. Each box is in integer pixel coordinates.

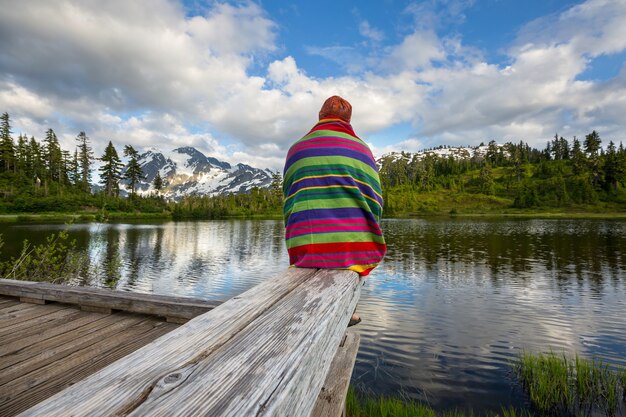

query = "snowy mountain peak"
[{"left": 124, "top": 147, "right": 272, "bottom": 200}]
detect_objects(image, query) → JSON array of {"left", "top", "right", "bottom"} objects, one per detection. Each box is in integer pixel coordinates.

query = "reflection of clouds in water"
[
  {"left": 354, "top": 219, "right": 626, "bottom": 412},
  {"left": 23, "top": 220, "right": 289, "bottom": 300},
  {"left": 2, "top": 218, "right": 625, "bottom": 413},
  {"left": 107, "top": 220, "right": 289, "bottom": 300}
]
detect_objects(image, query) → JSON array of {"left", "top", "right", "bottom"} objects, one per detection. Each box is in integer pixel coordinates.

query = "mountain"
[
  {"left": 122, "top": 147, "right": 273, "bottom": 200},
  {"left": 377, "top": 144, "right": 505, "bottom": 165}
]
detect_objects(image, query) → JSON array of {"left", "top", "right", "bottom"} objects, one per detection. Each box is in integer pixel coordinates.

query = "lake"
[{"left": 1, "top": 218, "right": 625, "bottom": 413}]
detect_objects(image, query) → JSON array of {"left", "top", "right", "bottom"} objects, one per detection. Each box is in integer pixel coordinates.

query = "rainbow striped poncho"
[{"left": 283, "top": 118, "right": 386, "bottom": 276}]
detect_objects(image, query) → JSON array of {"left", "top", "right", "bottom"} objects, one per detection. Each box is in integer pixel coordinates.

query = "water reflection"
[
  {"left": 0, "top": 218, "right": 624, "bottom": 413},
  {"left": 355, "top": 218, "right": 626, "bottom": 412}
]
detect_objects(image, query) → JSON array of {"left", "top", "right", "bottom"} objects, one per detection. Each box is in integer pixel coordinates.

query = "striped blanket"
[{"left": 283, "top": 118, "right": 386, "bottom": 276}]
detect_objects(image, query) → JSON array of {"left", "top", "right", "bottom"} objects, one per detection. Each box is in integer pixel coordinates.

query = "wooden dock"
[{"left": 0, "top": 269, "right": 361, "bottom": 417}]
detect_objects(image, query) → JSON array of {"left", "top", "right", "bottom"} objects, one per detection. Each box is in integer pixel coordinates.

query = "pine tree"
[
  {"left": 123, "top": 145, "right": 144, "bottom": 197},
  {"left": 584, "top": 130, "right": 601, "bottom": 157},
  {"left": 270, "top": 171, "right": 282, "bottom": 206},
  {"left": 0, "top": 112, "right": 16, "bottom": 172},
  {"left": 584, "top": 131, "right": 602, "bottom": 188},
  {"left": 43, "top": 128, "right": 63, "bottom": 183},
  {"left": 28, "top": 137, "right": 43, "bottom": 183},
  {"left": 570, "top": 137, "right": 586, "bottom": 175},
  {"left": 61, "top": 150, "right": 71, "bottom": 186},
  {"left": 99, "top": 141, "right": 123, "bottom": 197},
  {"left": 69, "top": 149, "right": 80, "bottom": 186},
  {"left": 76, "top": 131, "right": 94, "bottom": 193},
  {"left": 478, "top": 162, "right": 495, "bottom": 195},
  {"left": 153, "top": 171, "right": 163, "bottom": 195},
  {"left": 603, "top": 141, "right": 622, "bottom": 192},
  {"left": 16, "top": 134, "right": 28, "bottom": 174}
]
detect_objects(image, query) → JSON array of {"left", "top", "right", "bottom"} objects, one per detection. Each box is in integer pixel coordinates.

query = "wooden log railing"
[
  {"left": 17, "top": 268, "right": 362, "bottom": 417},
  {"left": 0, "top": 279, "right": 220, "bottom": 323}
]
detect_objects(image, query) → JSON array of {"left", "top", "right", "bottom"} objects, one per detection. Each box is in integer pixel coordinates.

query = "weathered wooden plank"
[
  {"left": 0, "top": 279, "right": 220, "bottom": 319},
  {"left": 4, "top": 321, "right": 177, "bottom": 417},
  {"left": 123, "top": 269, "right": 361, "bottom": 417},
  {"left": 1, "top": 318, "right": 177, "bottom": 417},
  {"left": 0, "top": 308, "right": 82, "bottom": 341},
  {"left": 0, "top": 298, "right": 19, "bottom": 309},
  {"left": 80, "top": 305, "right": 112, "bottom": 314},
  {"left": 0, "top": 316, "right": 148, "bottom": 396},
  {"left": 312, "top": 332, "right": 360, "bottom": 417},
  {"left": 0, "top": 303, "right": 69, "bottom": 327},
  {"left": 0, "top": 314, "right": 120, "bottom": 368},
  {"left": 21, "top": 268, "right": 319, "bottom": 416},
  {"left": 0, "top": 302, "right": 40, "bottom": 317}
]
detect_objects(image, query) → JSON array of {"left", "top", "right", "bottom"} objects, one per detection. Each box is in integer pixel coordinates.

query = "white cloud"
[
  {"left": 1, "top": 0, "right": 626, "bottom": 174},
  {"left": 385, "top": 31, "right": 445, "bottom": 71},
  {"left": 359, "top": 21, "right": 385, "bottom": 42},
  {"left": 371, "top": 138, "right": 424, "bottom": 158}
]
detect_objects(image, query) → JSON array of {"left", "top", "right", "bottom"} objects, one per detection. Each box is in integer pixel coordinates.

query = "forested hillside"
[
  {"left": 0, "top": 112, "right": 166, "bottom": 213},
  {"left": 0, "top": 111, "right": 280, "bottom": 218},
  {"left": 2, "top": 109, "right": 625, "bottom": 218},
  {"left": 379, "top": 133, "right": 626, "bottom": 215}
]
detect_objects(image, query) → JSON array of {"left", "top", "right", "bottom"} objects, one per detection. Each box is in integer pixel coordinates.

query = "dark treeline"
[
  {"left": 379, "top": 132, "right": 626, "bottom": 214},
  {"left": 170, "top": 173, "right": 283, "bottom": 219},
  {"left": 0, "top": 111, "right": 281, "bottom": 217},
  {"left": 0, "top": 112, "right": 166, "bottom": 213}
]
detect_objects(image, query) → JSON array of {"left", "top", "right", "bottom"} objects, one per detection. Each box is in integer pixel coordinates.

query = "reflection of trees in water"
[
  {"left": 123, "top": 227, "right": 143, "bottom": 288},
  {"left": 103, "top": 227, "right": 121, "bottom": 288},
  {"left": 382, "top": 219, "right": 625, "bottom": 286}
]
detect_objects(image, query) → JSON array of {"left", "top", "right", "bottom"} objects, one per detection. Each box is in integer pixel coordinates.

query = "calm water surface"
[{"left": 1, "top": 218, "right": 625, "bottom": 413}]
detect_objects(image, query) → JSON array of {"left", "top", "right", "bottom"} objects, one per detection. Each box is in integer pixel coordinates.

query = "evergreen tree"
[
  {"left": 486, "top": 140, "right": 500, "bottom": 165},
  {"left": 0, "top": 112, "right": 16, "bottom": 172},
  {"left": 583, "top": 130, "right": 602, "bottom": 157},
  {"left": 584, "top": 131, "right": 602, "bottom": 188},
  {"left": 550, "top": 134, "right": 570, "bottom": 160},
  {"left": 69, "top": 149, "right": 80, "bottom": 186},
  {"left": 99, "top": 141, "right": 123, "bottom": 197},
  {"left": 570, "top": 137, "right": 586, "bottom": 175},
  {"left": 28, "top": 137, "right": 43, "bottom": 183},
  {"left": 16, "top": 134, "right": 28, "bottom": 174},
  {"left": 270, "top": 171, "right": 282, "bottom": 205},
  {"left": 478, "top": 162, "right": 495, "bottom": 195},
  {"left": 76, "top": 131, "right": 94, "bottom": 193},
  {"left": 61, "top": 150, "right": 71, "bottom": 186},
  {"left": 603, "top": 141, "right": 622, "bottom": 191},
  {"left": 123, "top": 145, "right": 144, "bottom": 197},
  {"left": 153, "top": 171, "right": 163, "bottom": 194},
  {"left": 43, "top": 128, "right": 63, "bottom": 183}
]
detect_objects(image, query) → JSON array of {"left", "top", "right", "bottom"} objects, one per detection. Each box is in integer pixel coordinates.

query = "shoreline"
[{"left": 1, "top": 210, "right": 625, "bottom": 223}]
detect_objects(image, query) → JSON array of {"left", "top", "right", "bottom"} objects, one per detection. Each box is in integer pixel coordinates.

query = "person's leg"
[{"left": 348, "top": 313, "right": 361, "bottom": 326}]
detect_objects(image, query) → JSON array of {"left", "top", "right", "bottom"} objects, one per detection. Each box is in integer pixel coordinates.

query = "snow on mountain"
[
  {"left": 378, "top": 144, "right": 505, "bottom": 164},
  {"left": 121, "top": 147, "right": 272, "bottom": 200}
]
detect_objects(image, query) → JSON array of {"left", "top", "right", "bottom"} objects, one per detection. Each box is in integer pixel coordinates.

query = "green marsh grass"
[
  {"left": 515, "top": 351, "right": 626, "bottom": 416},
  {"left": 346, "top": 387, "right": 531, "bottom": 417}
]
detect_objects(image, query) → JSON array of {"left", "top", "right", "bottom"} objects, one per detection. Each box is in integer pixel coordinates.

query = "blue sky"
[{"left": 1, "top": 0, "right": 626, "bottom": 170}]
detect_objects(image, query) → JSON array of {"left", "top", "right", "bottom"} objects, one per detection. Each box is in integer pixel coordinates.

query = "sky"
[{"left": 1, "top": 0, "right": 626, "bottom": 171}]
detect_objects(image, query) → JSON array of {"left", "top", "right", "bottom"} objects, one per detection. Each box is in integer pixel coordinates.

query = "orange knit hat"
[{"left": 319, "top": 95, "right": 352, "bottom": 122}]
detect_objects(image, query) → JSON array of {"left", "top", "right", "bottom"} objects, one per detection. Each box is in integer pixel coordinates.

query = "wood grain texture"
[
  {"left": 0, "top": 308, "right": 87, "bottom": 345},
  {"left": 20, "top": 268, "right": 321, "bottom": 416},
  {"left": 1, "top": 317, "right": 177, "bottom": 417},
  {"left": 311, "top": 332, "right": 360, "bottom": 417},
  {"left": 125, "top": 269, "right": 360, "bottom": 417},
  {"left": 0, "top": 279, "right": 220, "bottom": 319}
]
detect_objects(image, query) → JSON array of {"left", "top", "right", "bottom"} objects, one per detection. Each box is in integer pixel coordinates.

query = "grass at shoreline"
[
  {"left": 346, "top": 388, "right": 530, "bottom": 417},
  {"left": 347, "top": 352, "right": 626, "bottom": 417},
  {"left": 514, "top": 351, "right": 626, "bottom": 416},
  {"left": 0, "top": 211, "right": 172, "bottom": 223},
  {"left": 0, "top": 208, "right": 625, "bottom": 223}
]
